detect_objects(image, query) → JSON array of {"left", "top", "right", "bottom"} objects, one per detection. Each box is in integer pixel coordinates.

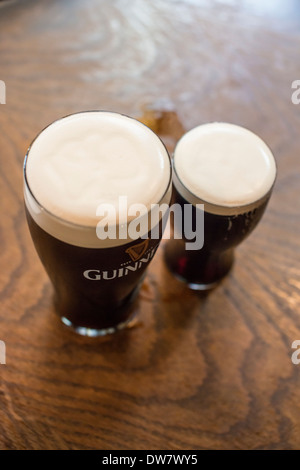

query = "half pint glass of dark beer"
[
  {"left": 24, "top": 111, "right": 172, "bottom": 336},
  {"left": 164, "top": 122, "right": 276, "bottom": 290}
]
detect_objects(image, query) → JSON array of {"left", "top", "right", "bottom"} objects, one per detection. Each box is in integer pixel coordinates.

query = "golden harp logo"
[{"left": 125, "top": 239, "right": 149, "bottom": 262}]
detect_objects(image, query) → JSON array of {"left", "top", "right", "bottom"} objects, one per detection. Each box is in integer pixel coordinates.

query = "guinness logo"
[{"left": 125, "top": 239, "right": 149, "bottom": 262}]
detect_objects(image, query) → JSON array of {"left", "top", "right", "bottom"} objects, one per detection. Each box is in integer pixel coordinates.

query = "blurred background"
[{"left": 1, "top": 0, "right": 300, "bottom": 144}]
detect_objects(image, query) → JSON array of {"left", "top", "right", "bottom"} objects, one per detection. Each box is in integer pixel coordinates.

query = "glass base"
[
  {"left": 61, "top": 313, "right": 137, "bottom": 337},
  {"left": 170, "top": 270, "right": 222, "bottom": 291},
  {"left": 187, "top": 280, "right": 221, "bottom": 291}
]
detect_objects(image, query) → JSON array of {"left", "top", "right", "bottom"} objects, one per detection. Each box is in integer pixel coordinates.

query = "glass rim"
[
  {"left": 172, "top": 122, "right": 278, "bottom": 216},
  {"left": 23, "top": 109, "right": 173, "bottom": 230}
]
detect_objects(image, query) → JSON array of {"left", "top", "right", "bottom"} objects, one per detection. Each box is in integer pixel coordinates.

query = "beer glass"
[
  {"left": 164, "top": 122, "right": 276, "bottom": 290},
  {"left": 24, "top": 111, "right": 172, "bottom": 336}
]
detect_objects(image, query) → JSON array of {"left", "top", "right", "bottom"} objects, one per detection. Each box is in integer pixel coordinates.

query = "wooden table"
[{"left": 1, "top": 0, "right": 300, "bottom": 450}]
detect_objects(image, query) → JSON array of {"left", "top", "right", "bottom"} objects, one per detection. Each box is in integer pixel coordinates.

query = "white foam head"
[
  {"left": 173, "top": 122, "right": 276, "bottom": 214},
  {"left": 25, "top": 111, "right": 171, "bottom": 247}
]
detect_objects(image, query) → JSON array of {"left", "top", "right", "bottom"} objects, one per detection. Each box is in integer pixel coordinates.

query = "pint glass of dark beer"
[
  {"left": 24, "top": 111, "right": 172, "bottom": 336},
  {"left": 164, "top": 122, "right": 276, "bottom": 290}
]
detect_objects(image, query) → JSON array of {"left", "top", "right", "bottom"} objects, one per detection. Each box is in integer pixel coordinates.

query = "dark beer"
[
  {"left": 164, "top": 122, "right": 276, "bottom": 289},
  {"left": 26, "top": 207, "right": 164, "bottom": 332},
  {"left": 24, "top": 111, "right": 171, "bottom": 335},
  {"left": 164, "top": 187, "right": 270, "bottom": 288}
]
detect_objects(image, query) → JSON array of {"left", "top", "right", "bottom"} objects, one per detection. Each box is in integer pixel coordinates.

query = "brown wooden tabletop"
[{"left": 1, "top": 0, "right": 300, "bottom": 450}]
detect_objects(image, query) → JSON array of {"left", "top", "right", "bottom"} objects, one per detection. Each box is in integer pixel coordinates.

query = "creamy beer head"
[
  {"left": 173, "top": 122, "right": 276, "bottom": 214},
  {"left": 25, "top": 111, "right": 171, "bottom": 247}
]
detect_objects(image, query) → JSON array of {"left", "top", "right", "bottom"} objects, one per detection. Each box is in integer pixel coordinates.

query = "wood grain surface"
[{"left": 1, "top": 0, "right": 300, "bottom": 450}]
